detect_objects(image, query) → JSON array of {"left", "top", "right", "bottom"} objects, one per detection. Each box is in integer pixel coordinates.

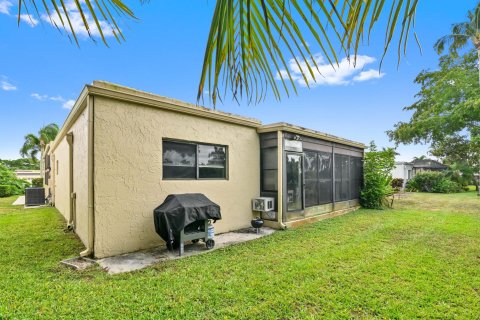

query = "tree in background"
[
  {"left": 0, "top": 158, "right": 40, "bottom": 170},
  {"left": 20, "top": 123, "right": 59, "bottom": 161},
  {"left": 0, "top": 163, "right": 30, "bottom": 197},
  {"left": 388, "top": 49, "right": 480, "bottom": 174},
  {"left": 434, "top": 2, "right": 480, "bottom": 84},
  {"left": 430, "top": 135, "right": 480, "bottom": 187},
  {"left": 13, "top": 0, "right": 420, "bottom": 105},
  {"left": 360, "top": 142, "right": 396, "bottom": 210}
]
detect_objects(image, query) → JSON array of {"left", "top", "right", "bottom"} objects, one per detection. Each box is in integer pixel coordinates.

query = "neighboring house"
[
  {"left": 42, "top": 81, "right": 365, "bottom": 258},
  {"left": 393, "top": 158, "right": 448, "bottom": 188},
  {"left": 15, "top": 170, "right": 41, "bottom": 182},
  {"left": 411, "top": 158, "right": 448, "bottom": 174},
  {"left": 393, "top": 162, "right": 414, "bottom": 188}
]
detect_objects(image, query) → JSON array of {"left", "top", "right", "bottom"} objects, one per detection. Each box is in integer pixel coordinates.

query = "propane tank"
[{"left": 207, "top": 220, "right": 215, "bottom": 239}]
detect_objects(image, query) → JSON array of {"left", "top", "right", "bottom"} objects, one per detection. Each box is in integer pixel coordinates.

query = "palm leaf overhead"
[
  {"left": 17, "top": 0, "right": 136, "bottom": 46},
  {"left": 198, "top": 0, "right": 420, "bottom": 105},
  {"left": 16, "top": 0, "right": 419, "bottom": 106}
]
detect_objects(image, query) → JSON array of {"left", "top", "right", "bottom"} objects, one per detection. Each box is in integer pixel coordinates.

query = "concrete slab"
[
  {"left": 12, "top": 196, "right": 25, "bottom": 206},
  {"left": 97, "top": 227, "right": 276, "bottom": 274},
  {"left": 61, "top": 257, "right": 97, "bottom": 270}
]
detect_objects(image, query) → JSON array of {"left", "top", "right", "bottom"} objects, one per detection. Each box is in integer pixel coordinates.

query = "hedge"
[
  {"left": 0, "top": 185, "right": 12, "bottom": 197},
  {"left": 31, "top": 178, "right": 43, "bottom": 188}
]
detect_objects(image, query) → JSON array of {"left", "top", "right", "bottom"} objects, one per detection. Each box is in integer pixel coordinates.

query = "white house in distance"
[
  {"left": 15, "top": 170, "right": 41, "bottom": 183},
  {"left": 393, "top": 162, "right": 413, "bottom": 188},
  {"left": 393, "top": 158, "right": 448, "bottom": 188}
]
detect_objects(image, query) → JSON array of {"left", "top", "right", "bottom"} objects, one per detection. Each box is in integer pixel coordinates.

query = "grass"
[{"left": 0, "top": 192, "right": 479, "bottom": 319}]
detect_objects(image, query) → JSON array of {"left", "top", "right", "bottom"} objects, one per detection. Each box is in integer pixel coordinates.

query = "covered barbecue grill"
[{"left": 153, "top": 193, "right": 222, "bottom": 255}]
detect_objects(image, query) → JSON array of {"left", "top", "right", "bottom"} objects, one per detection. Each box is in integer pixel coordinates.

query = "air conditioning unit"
[
  {"left": 252, "top": 197, "right": 274, "bottom": 212},
  {"left": 25, "top": 187, "right": 45, "bottom": 207}
]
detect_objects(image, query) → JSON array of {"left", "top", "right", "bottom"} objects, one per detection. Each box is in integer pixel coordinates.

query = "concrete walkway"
[
  {"left": 12, "top": 196, "right": 25, "bottom": 206},
  {"left": 97, "top": 227, "right": 276, "bottom": 274}
]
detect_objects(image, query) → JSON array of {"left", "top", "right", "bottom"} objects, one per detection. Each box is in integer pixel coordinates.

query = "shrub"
[
  {"left": 406, "top": 171, "right": 462, "bottom": 193},
  {"left": 0, "top": 185, "right": 12, "bottom": 197},
  {"left": 0, "top": 163, "right": 30, "bottom": 195},
  {"left": 391, "top": 178, "right": 404, "bottom": 191},
  {"left": 360, "top": 142, "right": 396, "bottom": 209},
  {"left": 31, "top": 178, "right": 43, "bottom": 187}
]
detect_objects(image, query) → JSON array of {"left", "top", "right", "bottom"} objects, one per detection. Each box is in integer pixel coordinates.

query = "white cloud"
[
  {"left": 20, "top": 14, "right": 39, "bottom": 27},
  {"left": 0, "top": 0, "right": 39, "bottom": 28},
  {"left": 353, "top": 69, "right": 385, "bottom": 82},
  {"left": 276, "top": 53, "right": 385, "bottom": 87},
  {"left": 49, "top": 95, "right": 64, "bottom": 101},
  {"left": 31, "top": 92, "right": 75, "bottom": 109},
  {"left": 62, "top": 99, "right": 75, "bottom": 109},
  {"left": 31, "top": 93, "right": 48, "bottom": 100},
  {"left": 1, "top": 80, "right": 17, "bottom": 91},
  {"left": 0, "top": 0, "right": 13, "bottom": 15},
  {"left": 41, "top": 1, "right": 115, "bottom": 38}
]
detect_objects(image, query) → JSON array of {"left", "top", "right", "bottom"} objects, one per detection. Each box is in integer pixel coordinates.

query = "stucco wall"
[
  {"left": 52, "top": 138, "right": 69, "bottom": 219},
  {"left": 93, "top": 96, "right": 260, "bottom": 258},
  {"left": 51, "top": 106, "right": 90, "bottom": 246}
]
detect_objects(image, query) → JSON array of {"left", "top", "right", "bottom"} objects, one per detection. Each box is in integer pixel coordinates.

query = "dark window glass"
[
  {"left": 262, "top": 148, "right": 277, "bottom": 170},
  {"left": 350, "top": 157, "right": 363, "bottom": 199},
  {"left": 318, "top": 152, "right": 333, "bottom": 204},
  {"left": 304, "top": 151, "right": 318, "bottom": 207},
  {"left": 262, "top": 148, "right": 278, "bottom": 191},
  {"left": 263, "top": 170, "right": 278, "bottom": 191},
  {"left": 162, "top": 141, "right": 196, "bottom": 179},
  {"left": 198, "top": 144, "right": 226, "bottom": 179},
  {"left": 286, "top": 153, "right": 303, "bottom": 211},
  {"left": 335, "top": 154, "right": 350, "bottom": 201}
]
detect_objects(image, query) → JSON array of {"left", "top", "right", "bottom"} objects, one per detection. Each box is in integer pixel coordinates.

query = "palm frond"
[
  {"left": 20, "top": 134, "right": 41, "bottom": 159},
  {"left": 198, "top": 0, "right": 419, "bottom": 106},
  {"left": 18, "top": 0, "right": 135, "bottom": 45}
]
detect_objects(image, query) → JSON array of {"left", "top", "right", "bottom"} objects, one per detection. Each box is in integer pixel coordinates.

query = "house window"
[
  {"left": 56, "top": 160, "right": 59, "bottom": 175},
  {"left": 162, "top": 140, "right": 227, "bottom": 180},
  {"left": 198, "top": 144, "right": 227, "bottom": 179}
]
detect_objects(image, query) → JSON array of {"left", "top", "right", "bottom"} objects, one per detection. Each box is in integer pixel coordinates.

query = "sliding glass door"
[{"left": 286, "top": 153, "right": 303, "bottom": 212}]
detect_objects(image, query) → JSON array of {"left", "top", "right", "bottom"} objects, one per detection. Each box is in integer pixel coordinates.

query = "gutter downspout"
[
  {"left": 277, "top": 130, "right": 287, "bottom": 229},
  {"left": 66, "top": 133, "right": 75, "bottom": 229},
  {"left": 80, "top": 96, "right": 95, "bottom": 257}
]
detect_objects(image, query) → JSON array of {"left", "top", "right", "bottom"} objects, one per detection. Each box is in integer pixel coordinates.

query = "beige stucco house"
[
  {"left": 43, "top": 81, "right": 365, "bottom": 258},
  {"left": 15, "top": 170, "right": 41, "bottom": 182}
]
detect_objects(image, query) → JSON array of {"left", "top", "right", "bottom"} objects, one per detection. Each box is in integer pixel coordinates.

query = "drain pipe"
[
  {"left": 66, "top": 133, "right": 75, "bottom": 229},
  {"left": 277, "top": 130, "right": 287, "bottom": 230},
  {"left": 80, "top": 97, "right": 95, "bottom": 257}
]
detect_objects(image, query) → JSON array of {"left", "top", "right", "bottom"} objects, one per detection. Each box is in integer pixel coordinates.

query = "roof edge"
[
  {"left": 258, "top": 122, "right": 366, "bottom": 149},
  {"left": 88, "top": 81, "right": 262, "bottom": 128},
  {"left": 49, "top": 86, "right": 89, "bottom": 153}
]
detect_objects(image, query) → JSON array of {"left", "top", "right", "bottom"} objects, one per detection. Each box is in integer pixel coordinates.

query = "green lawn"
[{"left": 0, "top": 192, "right": 479, "bottom": 319}]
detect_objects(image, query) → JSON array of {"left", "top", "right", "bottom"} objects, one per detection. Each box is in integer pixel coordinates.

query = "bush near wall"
[
  {"left": 391, "top": 178, "right": 404, "bottom": 191},
  {"left": 31, "top": 178, "right": 43, "bottom": 188},
  {"left": 406, "top": 171, "right": 462, "bottom": 193},
  {"left": 0, "top": 185, "right": 12, "bottom": 197},
  {"left": 360, "top": 142, "right": 396, "bottom": 209}
]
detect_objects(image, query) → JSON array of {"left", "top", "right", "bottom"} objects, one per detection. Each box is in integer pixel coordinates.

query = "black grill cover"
[{"left": 153, "top": 193, "right": 222, "bottom": 247}]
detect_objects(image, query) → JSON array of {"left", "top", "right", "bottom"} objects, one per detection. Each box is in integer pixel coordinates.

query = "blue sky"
[{"left": 0, "top": 0, "right": 477, "bottom": 160}]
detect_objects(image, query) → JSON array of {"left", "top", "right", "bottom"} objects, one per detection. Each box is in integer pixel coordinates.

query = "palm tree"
[
  {"left": 20, "top": 123, "right": 59, "bottom": 161},
  {"left": 16, "top": 0, "right": 419, "bottom": 105},
  {"left": 434, "top": 3, "right": 480, "bottom": 84}
]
